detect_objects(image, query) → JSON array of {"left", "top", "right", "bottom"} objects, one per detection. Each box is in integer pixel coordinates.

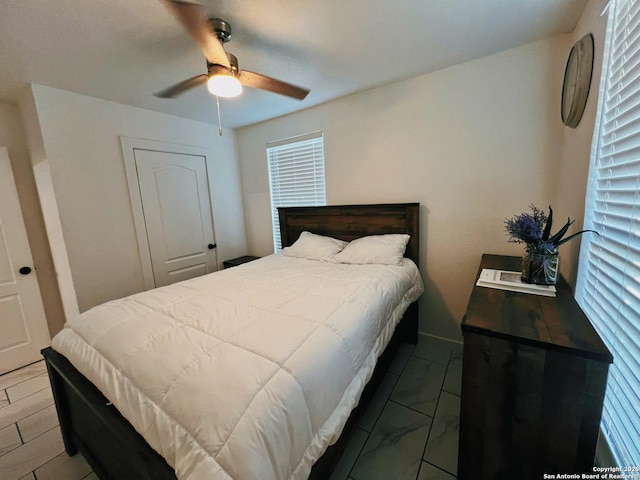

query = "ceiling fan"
[{"left": 155, "top": 0, "right": 310, "bottom": 101}]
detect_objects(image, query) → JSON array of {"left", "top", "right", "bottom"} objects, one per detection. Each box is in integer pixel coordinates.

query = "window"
[
  {"left": 267, "top": 132, "right": 326, "bottom": 251},
  {"left": 576, "top": 0, "right": 640, "bottom": 468}
]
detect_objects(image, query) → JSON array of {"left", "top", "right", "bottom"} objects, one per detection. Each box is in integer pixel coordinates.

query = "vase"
[{"left": 521, "top": 253, "right": 559, "bottom": 285}]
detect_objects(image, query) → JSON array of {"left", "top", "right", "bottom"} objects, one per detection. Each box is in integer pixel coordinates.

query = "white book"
[{"left": 475, "top": 268, "right": 557, "bottom": 297}]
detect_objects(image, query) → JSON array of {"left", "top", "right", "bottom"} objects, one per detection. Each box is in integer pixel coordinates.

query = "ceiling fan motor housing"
[
  {"left": 208, "top": 53, "right": 239, "bottom": 73},
  {"left": 209, "top": 17, "right": 232, "bottom": 43}
]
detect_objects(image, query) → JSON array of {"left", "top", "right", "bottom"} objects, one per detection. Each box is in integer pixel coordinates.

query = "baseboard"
[{"left": 418, "top": 332, "right": 463, "bottom": 347}]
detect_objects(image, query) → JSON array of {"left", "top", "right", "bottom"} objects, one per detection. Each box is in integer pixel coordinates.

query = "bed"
[{"left": 42, "top": 203, "right": 422, "bottom": 480}]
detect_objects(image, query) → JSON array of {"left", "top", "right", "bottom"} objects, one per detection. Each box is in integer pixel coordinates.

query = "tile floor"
[
  {"left": 330, "top": 334, "right": 462, "bottom": 480},
  {"left": 0, "top": 360, "right": 96, "bottom": 480},
  {"left": 0, "top": 335, "right": 461, "bottom": 480}
]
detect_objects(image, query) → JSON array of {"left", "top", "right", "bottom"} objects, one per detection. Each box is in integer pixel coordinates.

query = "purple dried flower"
[
  {"left": 505, "top": 205, "right": 597, "bottom": 255},
  {"left": 504, "top": 205, "right": 547, "bottom": 246}
]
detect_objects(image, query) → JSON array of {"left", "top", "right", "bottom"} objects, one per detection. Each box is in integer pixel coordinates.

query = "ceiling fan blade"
[
  {"left": 238, "top": 70, "right": 310, "bottom": 100},
  {"left": 154, "top": 74, "right": 208, "bottom": 98},
  {"left": 161, "top": 0, "right": 230, "bottom": 68}
]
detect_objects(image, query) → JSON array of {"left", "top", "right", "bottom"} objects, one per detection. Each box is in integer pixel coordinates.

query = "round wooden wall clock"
[{"left": 561, "top": 33, "right": 595, "bottom": 128}]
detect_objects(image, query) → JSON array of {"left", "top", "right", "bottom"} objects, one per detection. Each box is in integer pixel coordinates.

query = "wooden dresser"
[{"left": 458, "top": 254, "right": 613, "bottom": 480}]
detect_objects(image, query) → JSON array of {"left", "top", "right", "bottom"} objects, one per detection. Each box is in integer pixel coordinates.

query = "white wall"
[
  {"left": 26, "top": 84, "right": 247, "bottom": 315},
  {"left": 238, "top": 36, "right": 569, "bottom": 340},
  {"left": 556, "top": 0, "right": 608, "bottom": 289}
]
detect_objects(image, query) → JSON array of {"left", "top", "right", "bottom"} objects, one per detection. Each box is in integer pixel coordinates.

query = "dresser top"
[{"left": 462, "top": 254, "right": 613, "bottom": 362}]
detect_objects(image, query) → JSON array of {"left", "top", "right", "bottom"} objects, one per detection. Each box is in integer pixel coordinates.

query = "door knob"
[
  {"left": 208, "top": 243, "right": 216, "bottom": 249},
  {"left": 19, "top": 266, "right": 32, "bottom": 275}
]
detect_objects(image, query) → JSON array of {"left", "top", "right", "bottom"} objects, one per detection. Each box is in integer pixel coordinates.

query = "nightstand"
[
  {"left": 458, "top": 254, "right": 612, "bottom": 479},
  {"left": 222, "top": 255, "right": 260, "bottom": 269}
]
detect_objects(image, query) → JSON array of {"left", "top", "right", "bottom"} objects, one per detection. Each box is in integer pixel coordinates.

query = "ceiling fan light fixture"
[
  {"left": 207, "top": 73, "right": 242, "bottom": 98},
  {"left": 155, "top": 4, "right": 309, "bottom": 101}
]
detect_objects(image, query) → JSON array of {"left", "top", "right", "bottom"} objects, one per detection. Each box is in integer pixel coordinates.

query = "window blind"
[
  {"left": 576, "top": 0, "right": 640, "bottom": 467},
  {"left": 267, "top": 132, "right": 326, "bottom": 251}
]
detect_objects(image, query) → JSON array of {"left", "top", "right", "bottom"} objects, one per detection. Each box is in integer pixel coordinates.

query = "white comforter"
[{"left": 52, "top": 253, "right": 423, "bottom": 480}]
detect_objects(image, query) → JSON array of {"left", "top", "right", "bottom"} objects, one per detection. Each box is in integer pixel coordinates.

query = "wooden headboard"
[{"left": 278, "top": 203, "right": 420, "bottom": 264}]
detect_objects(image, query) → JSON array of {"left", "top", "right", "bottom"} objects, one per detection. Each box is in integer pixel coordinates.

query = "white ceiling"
[{"left": 0, "top": 0, "right": 588, "bottom": 129}]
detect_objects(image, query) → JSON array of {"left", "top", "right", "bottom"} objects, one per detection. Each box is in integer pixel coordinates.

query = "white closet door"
[{"left": 134, "top": 149, "right": 218, "bottom": 287}]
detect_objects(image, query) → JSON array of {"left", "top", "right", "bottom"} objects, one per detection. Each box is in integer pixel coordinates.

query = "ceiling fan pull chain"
[{"left": 216, "top": 95, "right": 223, "bottom": 136}]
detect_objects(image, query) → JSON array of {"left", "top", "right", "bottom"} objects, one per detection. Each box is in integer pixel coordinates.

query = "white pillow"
[
  {"left": 334, "top": 234, "right": 410, "bottom": 266},
  {"left": 282, "top": 231, "right": 347, "bottom": 261}
]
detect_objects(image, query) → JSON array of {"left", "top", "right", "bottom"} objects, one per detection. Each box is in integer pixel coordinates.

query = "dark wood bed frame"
[{"left": 42, "top": 203, "right": 420, "bottom": 480}]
